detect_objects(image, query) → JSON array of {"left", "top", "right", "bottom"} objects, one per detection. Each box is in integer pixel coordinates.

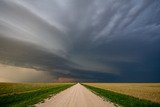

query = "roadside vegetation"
[
  {"left": 85, "top": 83, "right": 160, "bottom": 103},
  {"left": 0, "top": 83, "right": 74, "bottom": 107},
  {"left": 83, "top": 84, "right": 160, "bottom": 107}
]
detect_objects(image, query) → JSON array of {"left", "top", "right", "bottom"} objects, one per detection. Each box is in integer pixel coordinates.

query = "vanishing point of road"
[{"left": 36, "top": 83, "right": 116, "bottom": 107}]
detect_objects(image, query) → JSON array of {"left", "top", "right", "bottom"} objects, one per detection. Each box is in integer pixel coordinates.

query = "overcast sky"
[{"left": 0, "top": 0, "right": 160, "bottom": 82}]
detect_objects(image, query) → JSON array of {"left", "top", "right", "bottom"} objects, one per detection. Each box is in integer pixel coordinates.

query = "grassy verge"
[
  {"left": 83, "top": 84, "right": 160, "bottom": 107},
  {"left": 0, "top": 83, "right": 74, "bottom": 107},
  {"left": 84, "top": 83, "right": 160, "bottom": 103}
]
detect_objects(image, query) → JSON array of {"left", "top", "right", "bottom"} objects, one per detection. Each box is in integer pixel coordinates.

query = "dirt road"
[{"left": 36, "top": 83, "right": 115, "bottom": 107}]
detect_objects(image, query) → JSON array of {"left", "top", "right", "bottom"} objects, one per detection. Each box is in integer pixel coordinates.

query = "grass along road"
[
  {"left": 0, "top": 83, "right": 74, "bottom": 107},
  {"left": 83, "top": 84, "right": 160, "bottom": 107},
  {"left": 84, "top": 83, "right": 160, "bottom": 103}
]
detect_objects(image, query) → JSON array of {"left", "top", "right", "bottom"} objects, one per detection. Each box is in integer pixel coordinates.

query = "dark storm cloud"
[{"left": 0, "top": 0, "right": 160, "bottom": 82}]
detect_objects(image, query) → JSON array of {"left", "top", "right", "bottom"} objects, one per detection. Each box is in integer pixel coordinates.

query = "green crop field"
[
  {"left": 83, "top": 84, "right": 160, "bottom": 107},
  {"left": 0, "top": 83, "right": 74, "bottom": 107}
]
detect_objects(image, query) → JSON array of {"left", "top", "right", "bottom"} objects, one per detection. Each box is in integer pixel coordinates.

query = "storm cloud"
[{"left": 0, "top": 0, "right": 160, "bottom": 82}]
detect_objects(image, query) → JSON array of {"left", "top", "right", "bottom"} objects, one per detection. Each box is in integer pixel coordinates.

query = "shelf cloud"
[{"left": 0, "top": 0, "right": 160, "bottom": 82}]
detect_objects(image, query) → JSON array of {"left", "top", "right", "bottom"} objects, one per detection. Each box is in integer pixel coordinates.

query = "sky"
[{"left": 0, "top": 0, "right": 160, "bottom": 82}]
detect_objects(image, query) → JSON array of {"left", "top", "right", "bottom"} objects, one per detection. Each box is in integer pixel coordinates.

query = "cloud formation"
[
  {"left": 0, "top": 64, "right": 54, "bottom": 82},
  {"left": 0, "top": 0, "right": 160, "bottom": 82}
]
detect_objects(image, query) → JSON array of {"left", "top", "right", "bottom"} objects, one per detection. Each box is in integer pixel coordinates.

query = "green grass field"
[
  {"left": 0, "top": 83, "right": 74, "bottom": 107},
  {"left": 83, "top": 84, "right": 160, "bottom": 107}
]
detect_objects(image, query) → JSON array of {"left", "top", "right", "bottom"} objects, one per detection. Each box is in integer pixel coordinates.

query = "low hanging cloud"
[{"left": 0, "top": 0, "right": 160, "bottom": 82}]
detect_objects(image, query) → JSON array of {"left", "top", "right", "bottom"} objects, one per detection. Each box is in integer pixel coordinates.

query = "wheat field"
[{"left": 85, "top": 83, "right": 160, "bottom": 103}]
